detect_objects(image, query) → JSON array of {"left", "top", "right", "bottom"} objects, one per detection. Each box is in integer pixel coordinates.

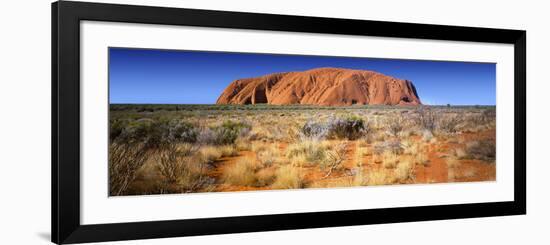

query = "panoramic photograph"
[{"left": 108, "top": 47, "right": 496, "bottom": 196}]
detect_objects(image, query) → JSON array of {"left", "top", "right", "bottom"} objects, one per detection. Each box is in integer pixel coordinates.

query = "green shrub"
[
  {"left": 198, "top": 120, "right": 251, "bottom": 145},
  {"left": 109, "top": 119, "right": 127, "bottom": 141},
  {"left": 113, "top": 119, "right": 198, "bottom": 149},
  {"left": 117, "top": 119, "right": 168, "bottom": 149},
  {"left": 168, "top": 120, "right": 198, "bottom": 143}
]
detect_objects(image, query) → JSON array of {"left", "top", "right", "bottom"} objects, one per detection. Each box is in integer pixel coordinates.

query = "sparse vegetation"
[
  {"left": 257, "top": 145, "right": 280, "bottom": 167},
  {"left": 394, "top": 160, "right": 415, "bottom": 183},
  {"left": 109, "top": 143, "right": 150, "bottom": 196},
  {"left": 464, "top": 139, "right": 496, "bottom": 162},
  {"left": 223, "top": 156, "right": 258, "bottom": 186},
  {"left": 199, "top": 146, "right": 223, "bottom": 164},
  {"left": 109, "top": 104, "right": 496, "bottom": 195},
  {"left": 286, "top": 140, "right": 327, "bottom": 166},
  {"left": 382, "top": 151, "right": 399, "bottom": 169},
  {"left": 272, "top": 165, "right": 304, "bottom": 189},
  {"left": 446, "top": 156, "right": 461, "bottom": 169},
  {"left": 327, "top": 116, "right": 367, "bottom": 140}
]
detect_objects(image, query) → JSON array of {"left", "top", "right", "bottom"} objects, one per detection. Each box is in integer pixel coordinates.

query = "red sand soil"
[{"left": 129, "top": 129, "right": 496, "bottom": 194}]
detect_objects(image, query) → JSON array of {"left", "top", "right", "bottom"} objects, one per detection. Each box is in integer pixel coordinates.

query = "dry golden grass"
[
  {"left": 351, "top": 167, "right": 367, "bottom": 186},
  {"left": 257, "top": 144, "right": 280, "bottom": 167},
  {"left": 251, "top": 142, "right": 268, "bottom": 153},
  {"left": 394, "top": 160, "right": 415, "bottom": 183},
  {"left": 156, "top": 146, "right": 183, "bottom": 183},
  {"left": 219, "top": 145, "right": 238, "bottom": 157},
  {"left": 462, "top": 168, "right": 476, "bottom": 178},
  {"left": 355, "top": 147, "right": 368, "bottom": 167},
  {"left": 414, "top": 150, "right": 429, "bottom": 166},
  {"left": 382, "top": 151, "right": 399, "bottom": 169},
  {"left": 109, "top": 143, "right": 150, "bottom": 196},
  {"left": 356, "top": 146, "right": 369, "bottom": 157},
  {"left": 290, "top": 153, "right": 308, "bottom": 167},
  {"left": 176, "top": 143, "right": 196, "bottom": 156},
  {"left": 454, "top": 148, "right": 467, "bottom": 159},
  {"left": 402, "top": 140, "right": 417, "bottom": 155},
  {"left": 446, "top": 156, "right": 461, "bottom": 169},
  {"left": 309, "top": 177, "right": 354, "bottom": 188},
  {"left": 357, "top": 138, "right": 369, "bottom": 147},
  {"left": 285, "top": 140, "right": 327, "bottom": 166},
  {"left": 222, "top": 156, "right": 258, "bottom": 186},
  {"left": 448, "top": 169, "right": 456, "bottom": 182},
  {"left": 248, "top": 126, "right": 271, "bottom": 141},
  {"left": 235, "top": 138, "right": 251, "bottom": 151},
  {"left": 398, "top": 130, "right": 412, "bottom": 139},
  {"left": 373, "top": 153, "right": 383, "bottom": 164},
  {"left": 372, "top": 131, "right": 386, "bottom": 142},
  {"left": 421, "top": 130, "right": 434, "bottom": 142},
  {"left": 176, "top": 155, "right": 210, "bottom": 191},
  {"left": 272, "top": 165, "right": 304, "bottom": 189},
  {"left": 255, "top": 168, "right": 276, "bottom": 187},
  {"left": 199, "top": 146, "right": 223, "bottom": 163},
  {"left": 365, "top": 168, "right": 393, "bottom": 186}
]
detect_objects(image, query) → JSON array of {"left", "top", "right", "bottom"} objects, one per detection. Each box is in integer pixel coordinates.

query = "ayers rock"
[{"left": 216, "top": 67, "right": 421, "bottom": 106}]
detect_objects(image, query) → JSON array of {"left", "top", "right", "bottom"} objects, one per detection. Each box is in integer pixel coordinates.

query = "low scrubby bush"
[
  {"left": 300, "top": 116, "right": 367, "bottom": 140},
  {"left": 214, "top": 120, "right": 251, "bottom": 144},
  {"left": 168, "top": 120, "right": 199, "bottom": 143},
  {"left": 109, "top": 143, "right": 150, "bottom": 196},
  {"left": 327, "top": 115, "right": 366, "bottom": 140},
  {"left": 301, "top": 120, "right": 329, "bottom": 140},
  {"left": 436, "top": 114, "right": 461, "bottom": 135},
  {"left": 112, "top": 119, "right": 198, "bottom": 149},
  {"left": 385, "top": 115, "right": 404, "bottom": 137},
  {"left": 465, "top": 139, "right": 496, "bottom": 161},
  {"left": 416, "top": 107, "right": 437, "bottom": 132},
  {"left": 156, "top": 145, "right": 183, "bottom": 184},
  {"left": 109, "top": 119, "right": 127, "bottom": 141},
  {"left": 373, "top": 139, "right": 403, "bottom": 155}
]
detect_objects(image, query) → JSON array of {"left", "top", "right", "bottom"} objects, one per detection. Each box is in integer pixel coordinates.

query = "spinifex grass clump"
[{"left": 285, "top": 140, "right": 327, "bottom": 165}]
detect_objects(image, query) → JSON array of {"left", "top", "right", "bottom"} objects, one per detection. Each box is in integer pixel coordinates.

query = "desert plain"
[{"left": 109, "top": 104, "right": 496, "bottom": 196}]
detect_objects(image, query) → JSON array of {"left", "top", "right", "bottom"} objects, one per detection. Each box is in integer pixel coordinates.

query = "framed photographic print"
[{"left": 52, "top": 1, "right": 526, "bottom": 244}]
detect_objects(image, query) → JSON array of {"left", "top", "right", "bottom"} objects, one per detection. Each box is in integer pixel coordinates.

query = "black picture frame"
[{"left": 52, "top": 1, "right": 526, "bottom": 244}]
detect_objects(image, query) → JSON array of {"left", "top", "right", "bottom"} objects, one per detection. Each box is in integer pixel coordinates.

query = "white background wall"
[{"left": 0, "top": 0, "right": 547, "bottom": 244}]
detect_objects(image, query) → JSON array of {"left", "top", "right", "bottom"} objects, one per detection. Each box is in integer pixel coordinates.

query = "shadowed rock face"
[{"left": 216, "top": 67, "right": 421, "bottom": 106}]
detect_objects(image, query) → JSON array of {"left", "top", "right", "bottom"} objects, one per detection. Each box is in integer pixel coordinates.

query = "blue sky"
[{"left": 109, "top": 47, "right": 496, "bottom": 105}]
